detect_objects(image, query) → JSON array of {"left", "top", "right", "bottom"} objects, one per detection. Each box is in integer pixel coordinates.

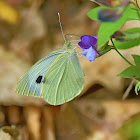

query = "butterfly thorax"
[{"left": 62, "top": 41, "right": 75, "bottom": 54}]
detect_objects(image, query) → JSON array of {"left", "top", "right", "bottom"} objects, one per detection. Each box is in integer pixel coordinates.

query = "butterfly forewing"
[
  {"left": 42, "top": 52, "right": 84, "bottom": 105},
  {"left": 16, "top": 50, "right": 64, "bottom": 97}
]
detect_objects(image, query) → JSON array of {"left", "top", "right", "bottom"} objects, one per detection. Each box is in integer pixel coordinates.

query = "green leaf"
[
  {"left": 127, "top": 6, "right": 140, "bottom": 21},
  {"left": 87, "top": 6, "right": 112, "bottom": 21},
  {"left": 115, "top": 40, "right": 140, "bottom": 49},
  {"left": 132, "top": 55, "right": 140, "bottom": 66},
  {"left": 87, "top": 5, "right": 139, "bottom": 22},
  {"left": 117, "top": 65, "right": 140, "bottom": 78},
  {"left": 124, "top": 28, "right": 140, "bottom": 33},
  {"left": 114, "top": 28, "right": 140, "bottom": 49},
  {"left": 97, "top": 5, "right": 131, "bottom": 49},
  {"left": 114, "top": 40, "right": 140, "bottom": 49},
  {"left": 115, "top": 112, "right": 140, "bottom": 140},
  {"left": 135, "top": 82, "right": 140, "bottom": 95}
]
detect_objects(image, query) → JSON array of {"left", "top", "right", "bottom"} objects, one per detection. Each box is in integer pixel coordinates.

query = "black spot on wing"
[{"left": 36, "top": 75, "right": 43, "bottom": 84}]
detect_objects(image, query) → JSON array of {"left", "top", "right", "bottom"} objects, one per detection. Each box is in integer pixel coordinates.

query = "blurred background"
[{"left": 0, "top": 0, "right": 140, "bottom": 139}]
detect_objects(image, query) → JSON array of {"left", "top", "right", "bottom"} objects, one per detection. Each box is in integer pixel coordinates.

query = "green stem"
[
  {"left": 133, "top": 0, "right": 140, "bottom": 19},
  {"left": 131, "top": 1, "right": 140, "bottom": 20},
  {"left": 111, "top": 38, "right": 134, "bottom": 66},
  {"left": 131, "top": 8, "right": 140, "bottom": 11},
  {"left": 135, "top": 0, "right": 140, "bottom": 10}
]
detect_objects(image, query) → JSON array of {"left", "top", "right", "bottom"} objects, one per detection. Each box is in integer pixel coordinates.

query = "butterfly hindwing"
[
  {"left": 16, "top": 50, "right": 64, "bottom": 97},
  {"left": 42, "top": 51, "right": 84, "bottom": 105}
]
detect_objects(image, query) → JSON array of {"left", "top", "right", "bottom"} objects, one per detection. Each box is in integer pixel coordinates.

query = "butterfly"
[{"left": 16, "top": 40, "right": 84, "bottom": 105}]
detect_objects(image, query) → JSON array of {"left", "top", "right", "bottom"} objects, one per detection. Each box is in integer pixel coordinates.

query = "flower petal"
[
  {"left": 78, "top": 41, "right": 89, "bottom": 49},
  {"left": 88, "top": 35, "right": 98, "bottom": 45},
  {"left": 80, "top": 35, "right": 91, "bottom": 48},
  {"left": 81, "top": 49, "right": 89, "bottom": 56},
  {"left": 81, "top": 35, "right": 98, "bottom": 46},
  {"left": 91, "top": 44, "right": 101, "bottom": 56},
  {"left": 81, "top": 47, "right": 96, "bottom": 61},
  {"left": 85, "top": 47, "right": 96, "bottom": 61}
]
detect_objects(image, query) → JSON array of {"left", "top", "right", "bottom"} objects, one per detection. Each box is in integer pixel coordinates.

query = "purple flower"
[
  {"left": 78, "top": 35, "right": 101, "bottom": 61},
  {"left": 98, "top": 9, "right": 121, "bottom": 22}
]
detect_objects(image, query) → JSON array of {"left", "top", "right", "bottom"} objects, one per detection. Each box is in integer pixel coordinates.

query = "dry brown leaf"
[
  {"left": 23, "top": 106, "right": 41, "bottom": 140},
  {"left": 0, "top": 125, "right": 19, "bottom": 140}
]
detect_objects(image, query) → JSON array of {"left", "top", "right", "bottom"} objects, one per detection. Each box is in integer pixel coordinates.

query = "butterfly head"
[{"left": 63, "top": 41, "right": 74, "bottom": 51}]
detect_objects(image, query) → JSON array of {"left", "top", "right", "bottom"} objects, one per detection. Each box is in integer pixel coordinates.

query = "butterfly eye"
[{"left": 36, "top": 75, "right": 43, "bottom": 84}]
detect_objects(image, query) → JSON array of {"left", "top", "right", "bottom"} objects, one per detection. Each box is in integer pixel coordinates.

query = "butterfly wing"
[
  {"left": 16, "top": 50, "right": 64, "bottom": 97},
  {"left": 42, "top": 52, "right": 84, "bottom": 105}
]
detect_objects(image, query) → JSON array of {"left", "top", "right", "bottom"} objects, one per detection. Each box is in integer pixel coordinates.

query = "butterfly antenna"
[{"left": 58, "top": 13, "right": 66, "bottom": 42}]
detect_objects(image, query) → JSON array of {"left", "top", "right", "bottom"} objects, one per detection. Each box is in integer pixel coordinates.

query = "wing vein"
[
  {"left": 44, "top": 54, "right": 68, "bottom": 102},
  {"left": 69, "top": 57, "right": 81, "bottom": 89}
]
